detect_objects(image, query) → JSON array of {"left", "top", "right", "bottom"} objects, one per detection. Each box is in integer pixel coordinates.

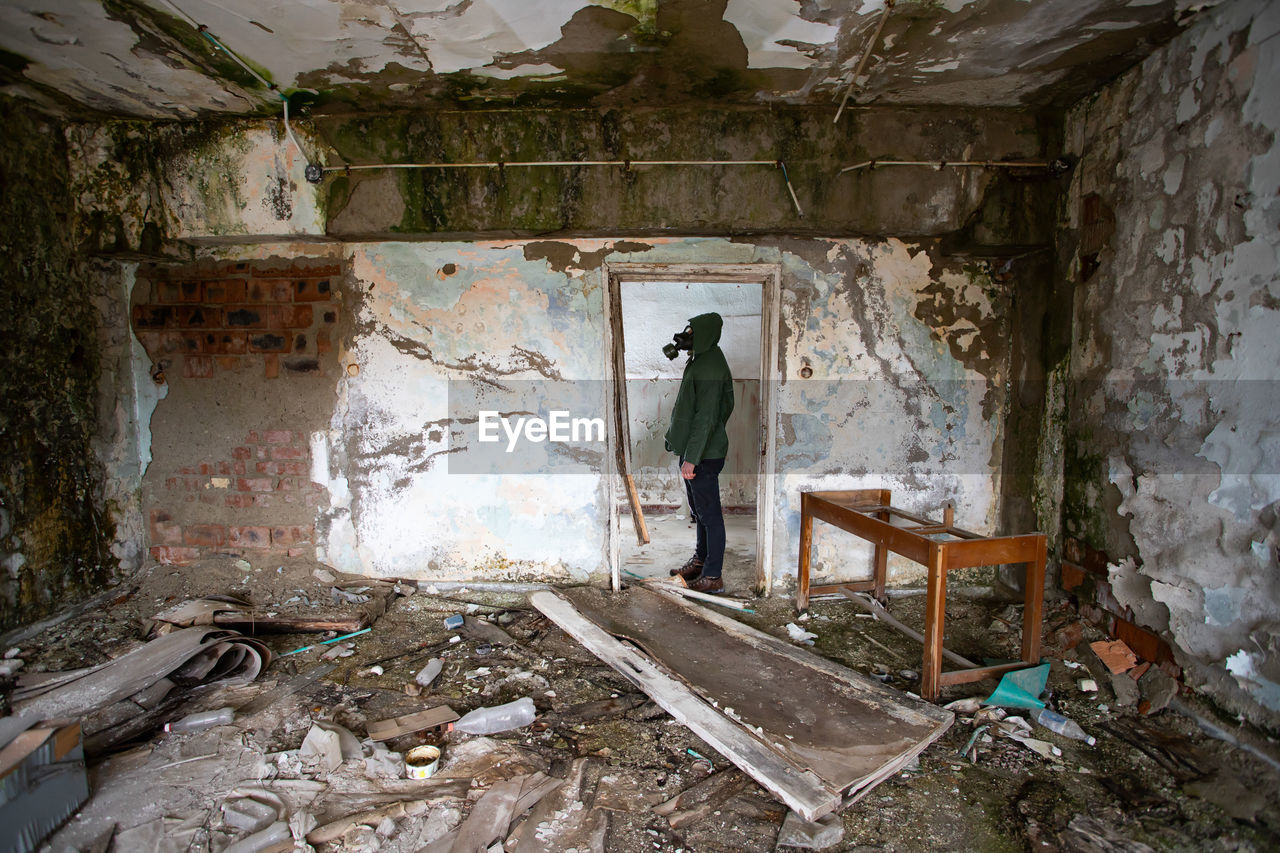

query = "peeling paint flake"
[
  {"left": 471, "top": 62, "right": 566, "bottom": 79},
  {"left": 721, "top": 0, "right": 838, "bottom": 70},
  {"left": 402, "top": 0, "right": 586, "bottom": 75}
]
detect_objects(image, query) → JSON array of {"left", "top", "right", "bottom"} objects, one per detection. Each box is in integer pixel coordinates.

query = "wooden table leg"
[
  {"left": 920, "top": 545, "right": 947, "bottom": 701},
  {"left": 1021, "top": 535, "right": 1047, "bottom": 663},
  {"left": 796, "top": 494, "right": 814, "bottom": 613},
  {"left": 873, "top": 510, "right": 889, "bottom": 601}
]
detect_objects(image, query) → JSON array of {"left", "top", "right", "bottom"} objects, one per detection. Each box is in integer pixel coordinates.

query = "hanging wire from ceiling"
[
  {"left": 154, "top": 0, "right": 315, "bottom": 166},
  {"left": 155, "top": 0, "right": 282, "bottom": 99}
]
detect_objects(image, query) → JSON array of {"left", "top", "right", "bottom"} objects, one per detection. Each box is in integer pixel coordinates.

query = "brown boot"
[
  {"left": 670, "top": 556, "right": 704, "bottom": 581},
  {"left": 686, "top": 575, "right": 724, "bottom": 594}
]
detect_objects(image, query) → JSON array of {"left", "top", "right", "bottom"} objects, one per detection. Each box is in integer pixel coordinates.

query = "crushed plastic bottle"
[
  {"left": 415, "top": 658, "right": 443, "bottom": 688},
  {"left": 454, "top": 697, "right": 536, "bottom": 735},
  {"left": 165, "top": 707, "right": 235, "bottom": 733},
  {"left": 1030, "top": 707, "right": 1096, "bottom": 745}
]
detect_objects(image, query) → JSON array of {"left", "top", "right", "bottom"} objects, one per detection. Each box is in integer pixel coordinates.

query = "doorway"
[{"left": 604, "top": 263, "right": 781, "bottom": 595}]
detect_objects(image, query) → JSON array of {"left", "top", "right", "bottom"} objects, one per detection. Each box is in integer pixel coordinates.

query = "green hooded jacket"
[{"left": 664, "top": 312, "right": 735, "bottom": 465}]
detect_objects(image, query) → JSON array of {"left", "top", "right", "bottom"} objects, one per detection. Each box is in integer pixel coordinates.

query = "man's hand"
[{"left": 681, "top": 461, "right": 696, "bottom": 480}]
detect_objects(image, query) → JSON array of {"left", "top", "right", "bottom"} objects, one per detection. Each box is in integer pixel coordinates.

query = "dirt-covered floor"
[{"left": 4, "top": 557, "right": 1279, "bottom": 852}]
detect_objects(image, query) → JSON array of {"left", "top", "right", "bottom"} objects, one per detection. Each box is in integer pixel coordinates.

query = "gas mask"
[{"left": 663, "top": 326, "right": 694, "bottom": 360}]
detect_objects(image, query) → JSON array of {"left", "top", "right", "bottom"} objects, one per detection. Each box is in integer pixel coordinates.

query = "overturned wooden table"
[{"left": 797, "top": 488, "right": 1046, "bottom": 701}]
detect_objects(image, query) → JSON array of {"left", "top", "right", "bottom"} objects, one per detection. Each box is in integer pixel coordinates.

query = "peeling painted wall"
[
  {"left": 178, "top": 236, "right": 1013, "bottom": 592},
  {"left": 772, "top": 239, "right": 1011, "bottom": 586},
  {"left": 1060, "top": 0, "right": 1280, "bottom": 726}
]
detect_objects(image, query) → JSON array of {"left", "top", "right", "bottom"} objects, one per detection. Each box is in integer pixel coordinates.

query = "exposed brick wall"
[
  {"left": 133, "top": 262, "right": 338, "bottom": 381},
  {"left": 1062, "top": 537, "right": 1181, "bottom": 679},
  {"left": 149, "top": 428, "right": 322, "bottom": 564},
  {"left": 134, "top": 260, "right": 340, "bottom": 567}
]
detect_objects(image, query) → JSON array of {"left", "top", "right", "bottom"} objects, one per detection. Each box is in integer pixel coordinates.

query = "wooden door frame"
[{"left": 603, "top": 262, "right": 782, "bottom": 595}]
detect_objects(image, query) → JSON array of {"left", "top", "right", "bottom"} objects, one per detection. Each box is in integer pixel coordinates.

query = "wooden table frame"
[{"left": 796, "top": 489, "right": 1046, "bottom": 701}]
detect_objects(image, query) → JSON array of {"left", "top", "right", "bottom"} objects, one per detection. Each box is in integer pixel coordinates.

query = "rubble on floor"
[{"left": 0, "top": 557, "right": 1276, "bottom": 851}]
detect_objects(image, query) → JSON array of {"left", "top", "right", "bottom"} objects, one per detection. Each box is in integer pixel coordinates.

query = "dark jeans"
[{"left": 681, "top": 456, "right": 726, "bottom": 579}]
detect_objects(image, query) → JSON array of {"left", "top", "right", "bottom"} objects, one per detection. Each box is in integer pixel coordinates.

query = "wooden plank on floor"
[
  {"left": 529, "top": 590, "right": 840, "bottom": 821},
  {"left": 647, "top": 585, "right": 951, "bottom": 732}
]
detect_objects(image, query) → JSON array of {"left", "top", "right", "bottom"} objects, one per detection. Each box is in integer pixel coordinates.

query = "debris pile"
[{"left": 0, "top": 558, "right": 1276, "bottom": 851}]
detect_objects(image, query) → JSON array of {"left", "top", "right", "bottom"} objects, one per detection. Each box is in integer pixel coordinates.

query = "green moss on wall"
[
  {"left": 1060, "top": 425, "right": 1112, "bottom": 549},
  {"left": 0, "top": 98, "right": 116, "bottom": 630},
  {"left": 314, "top": 106, "right": 1045, "bottom": 238},
  {"left": 101, "top": 0, "right": 270, "bottom": 97}
]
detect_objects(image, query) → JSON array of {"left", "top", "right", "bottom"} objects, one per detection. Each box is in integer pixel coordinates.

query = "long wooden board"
[{"left": 530, "top": 590, "right": 840, "bottom": 820}]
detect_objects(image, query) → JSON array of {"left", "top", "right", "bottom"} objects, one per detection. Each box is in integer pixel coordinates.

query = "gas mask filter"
[{"left": 663, "top": 327, "right": 694, "bottom": 360}]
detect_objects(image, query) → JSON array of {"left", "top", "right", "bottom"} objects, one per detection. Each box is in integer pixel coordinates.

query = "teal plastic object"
[{"left": 983, "top": 662, "right": 1050, "bottom": 709}]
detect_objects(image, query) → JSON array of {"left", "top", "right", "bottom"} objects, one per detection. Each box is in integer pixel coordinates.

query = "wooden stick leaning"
[
  {"left": 623, "top": 571, "right": 754, "bottom": 612},
  {"left": 838, "top": 589, "right": 979, "bottom": 669}
]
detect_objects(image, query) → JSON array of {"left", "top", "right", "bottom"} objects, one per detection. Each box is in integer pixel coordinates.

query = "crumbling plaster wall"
[
  {"left": 202, "top": 236, "right": 1013, "bottom": 591},
  {"left": 1061, "top": 0, "right": 1280, "bottom": 725}
]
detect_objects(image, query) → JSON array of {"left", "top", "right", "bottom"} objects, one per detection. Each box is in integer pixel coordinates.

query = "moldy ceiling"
[{"left": 0, "top": 0, "right": 1220, "bottom": 120}]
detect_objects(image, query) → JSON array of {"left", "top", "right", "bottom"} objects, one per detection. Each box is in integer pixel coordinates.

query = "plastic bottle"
[
  {"left": 455, "top": 697, "right": 537, "bottom": 735},
  {"left": 222, "top": 821, "right": 291, "bottom": 853},
  {"left": 416, "top": 658, "right": 443, "bottom": 688},
  {"left": 1030, "top": 707, "right": 1096, "bottom": 745},
  {"left": 165, "top": 707, "right": 235, "bottom": 733}
]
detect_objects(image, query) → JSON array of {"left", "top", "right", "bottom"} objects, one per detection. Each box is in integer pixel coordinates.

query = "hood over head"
[{"left": 687, "top": 312, "right": 723, "bottom": 355}]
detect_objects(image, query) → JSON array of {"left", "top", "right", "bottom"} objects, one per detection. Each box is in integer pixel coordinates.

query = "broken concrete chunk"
[
  {"left": 1138, "top": 667, "right": 1178, "bottom": 714},
  {"left": 777, "top": 810, "right": 844, "bottom": 849},
  {"left": 944, "top": 697, "right": 983, "bottom": 715},
  {"left": 1110, "top": 671, "right": 1141, "bottom": 707},
  {"left": 320, "top": 642, "right": 355, "bottom": 660},
  {"left": 313, "top": 568, "right": 336, "bottom": 583}
]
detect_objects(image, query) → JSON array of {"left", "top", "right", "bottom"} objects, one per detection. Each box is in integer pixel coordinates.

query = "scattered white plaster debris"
[{"left": 785, "top": 622, "right": 818, "bottom": 643}]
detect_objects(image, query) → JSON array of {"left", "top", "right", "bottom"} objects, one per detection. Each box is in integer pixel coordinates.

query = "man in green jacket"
[{"left": 663, "top": 312, "right": 735, "bottom": 593}]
